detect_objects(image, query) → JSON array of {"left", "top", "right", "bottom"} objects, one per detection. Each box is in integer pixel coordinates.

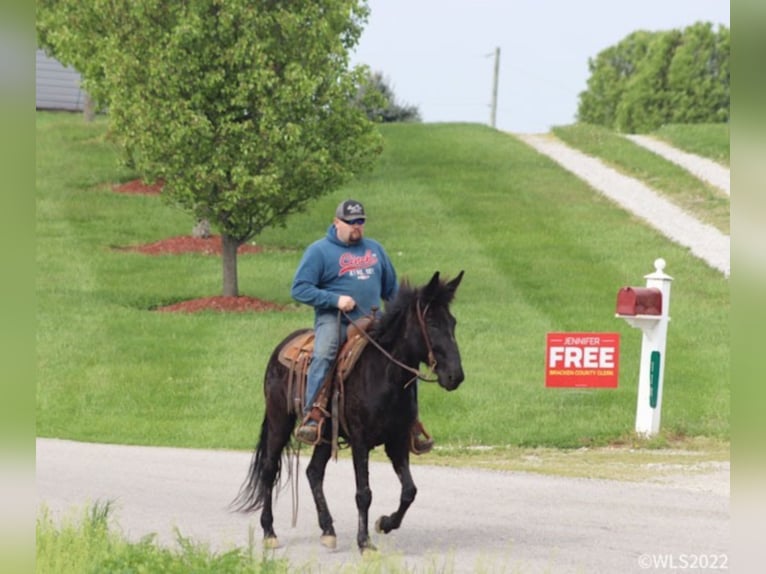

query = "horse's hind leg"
[
  {"left": 260, "top": 417, "right": 295, "bottom": 547},
  {"left": 375, "top": 443, "right": 416, "bottom": 535},
  {"left": 351, "top": 444, "right": 377, "bottom": 553},
  {"left": 306, "top": 442, "right": 337, "bottom": 549}
]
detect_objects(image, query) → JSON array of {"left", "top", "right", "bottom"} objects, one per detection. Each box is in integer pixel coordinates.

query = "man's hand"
[{"left": 337, "top": 295, "right": 356, "bottom": 312}]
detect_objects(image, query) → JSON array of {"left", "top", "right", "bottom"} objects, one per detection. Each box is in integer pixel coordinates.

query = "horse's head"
[{"left": 417, "top": 270, "right": 465, "bottom": 391}]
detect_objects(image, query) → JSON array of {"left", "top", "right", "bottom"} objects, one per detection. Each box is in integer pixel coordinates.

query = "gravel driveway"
[
  {"left": 516, "top": 133, "right": 730, "bottom": 277},
  {"left": 624, "top": 134, "right": 730, "bottom": 195}
]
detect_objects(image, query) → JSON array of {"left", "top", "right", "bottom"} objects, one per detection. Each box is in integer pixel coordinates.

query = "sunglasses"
[{"left": 342, "top": 218, "right": 366, "bottom": 226}]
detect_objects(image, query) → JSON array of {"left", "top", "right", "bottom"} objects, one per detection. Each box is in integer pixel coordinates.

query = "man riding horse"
[
  {"left": 291, "top": 199, "right": 433, "bottom": 453},
  {"left": 234, "top": 267, "right": 465, "bottom": 552}
]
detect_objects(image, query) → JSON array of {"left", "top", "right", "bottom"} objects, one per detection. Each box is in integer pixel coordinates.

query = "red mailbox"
[{"left": 616, "top": 287, "right": 662, "bottom": 316}]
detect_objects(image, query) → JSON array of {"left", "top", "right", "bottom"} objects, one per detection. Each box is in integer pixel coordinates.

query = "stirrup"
[
  {"left": 295, "top": 422, "right": 319, "bottom": 445},
  {"left": 295, "top": 407, "right": 326, "bottom": 446},
  {"left": 409, "top": 419, "right": 434, "bottom": 455}
]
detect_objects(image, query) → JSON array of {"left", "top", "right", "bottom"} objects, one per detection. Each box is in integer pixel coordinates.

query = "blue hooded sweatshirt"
[{"left": 291, "top": 224, "right": 398, "bottom": 321}]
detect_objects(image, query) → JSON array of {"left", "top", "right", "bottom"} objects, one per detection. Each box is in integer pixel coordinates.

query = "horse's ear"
[
  {"left": 421, "top": 271, "right": 441, "bottom": 303},
  {"left": 427, "top": 271, "right": 441, "bottom": 290},
  {"left": 446, "top": 270, "right": 464, "bottom": 294}
]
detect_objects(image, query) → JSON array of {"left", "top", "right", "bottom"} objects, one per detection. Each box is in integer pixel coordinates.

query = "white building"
[{"left": 36, "top": 49, "right": 87, "bottom": 111}]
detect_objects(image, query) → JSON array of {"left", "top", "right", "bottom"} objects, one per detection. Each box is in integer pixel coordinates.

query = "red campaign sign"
[{"left": 545, "top": 332, "right": 620, "bottom": 388}]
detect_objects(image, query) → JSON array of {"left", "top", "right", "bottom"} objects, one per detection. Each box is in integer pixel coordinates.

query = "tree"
[
  {"left": 577, "top": 22, "right": 730, "bottom": 132},
  {"left": 354, "top": 70, "right": 421, "bottom": 122},
  {"left": 37, "top": 0, "right": 382, "bottom": 297},
  {"left": 577, "top": 30, "right": 654, "bottom": 128},
  {"left": 615, "top": 30, "right": 683, "bottom": 133},
  {"left": 666, "top": 22, "right": 730, "bottom": 124}
]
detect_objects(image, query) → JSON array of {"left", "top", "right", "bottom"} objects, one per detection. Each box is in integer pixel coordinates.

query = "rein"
[{"left": 341, "top": 301, "right": 438, "bottom": 387}]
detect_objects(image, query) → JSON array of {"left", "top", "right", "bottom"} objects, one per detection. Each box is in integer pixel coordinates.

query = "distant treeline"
[{"left": 577, "top": 21, "right": 729, "bottom": 133}]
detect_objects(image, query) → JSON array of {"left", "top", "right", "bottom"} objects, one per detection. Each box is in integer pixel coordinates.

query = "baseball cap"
[{"left": 335, "top": 199, "right": 366, "bottom": 221}]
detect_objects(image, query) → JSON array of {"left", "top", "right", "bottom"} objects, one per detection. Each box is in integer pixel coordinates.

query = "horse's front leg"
[
  {"left": 351, "top": 443, "right": 376, "bottom": 553},
  {"left": 305, "top": 442, "right": 337, "bottom": 549},
  {"left": 376, "top": 441, "right": 416, "bottom": 535}
]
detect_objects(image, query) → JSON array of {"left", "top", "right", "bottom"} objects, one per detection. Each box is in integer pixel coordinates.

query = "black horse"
[{"left": 233, "top": 271, "right": 465, "bottom": 552}]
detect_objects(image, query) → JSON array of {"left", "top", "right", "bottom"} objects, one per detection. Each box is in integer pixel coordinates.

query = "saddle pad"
[
  {"left": 276, "top": 327, "right": 370, "bottom": 377},
  {"left": 337, "top": 333, "right": 369, "bottom": 381},
  {"left": 277, "top": 331, "right": 315, "bottom": 368}
]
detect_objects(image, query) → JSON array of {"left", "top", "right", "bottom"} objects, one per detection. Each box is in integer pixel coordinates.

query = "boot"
[
  {"left": 409, "top": 419, "right": 434, "bottom": 455},
  {"left": 295, "top": 406, "right": 326, "bottom": 446}
]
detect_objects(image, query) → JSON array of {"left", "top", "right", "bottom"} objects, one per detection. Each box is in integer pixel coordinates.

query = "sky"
[{"left": 350, "top": 0, "right": 730, "bottom": 133}]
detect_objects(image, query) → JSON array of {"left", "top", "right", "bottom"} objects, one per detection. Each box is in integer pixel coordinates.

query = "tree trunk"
[
  {"left": 83, "top": 93, "right": 96, "bottom": 122},
  {"left": 221, "top": 233, "right": 240, "bottom": 297},
  {"left": 192, "top": 218, "right": 211, "bottom": 238}
]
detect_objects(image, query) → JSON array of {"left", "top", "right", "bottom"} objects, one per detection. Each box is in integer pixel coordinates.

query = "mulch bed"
[
  {"left": 112, "top": 179, "right": 280, "bottom": 313},
  {"left": 123, "top": 235, "right": 263, "bottom": 256},
  {"left": 113, "top": 179, "right": 164, "bottom": 195},
  {"left": 155, "top": 296, "right": 285, "bottom": 313}
]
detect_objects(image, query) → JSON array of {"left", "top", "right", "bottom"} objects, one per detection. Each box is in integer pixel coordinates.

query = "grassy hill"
[{"left": 36, "top": 113, "right": 729, "bottom": 449}]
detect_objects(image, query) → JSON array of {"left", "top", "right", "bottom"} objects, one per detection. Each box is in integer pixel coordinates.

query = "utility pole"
[{"left": 490, "top": 46, "right": 500, "bottom": 128}]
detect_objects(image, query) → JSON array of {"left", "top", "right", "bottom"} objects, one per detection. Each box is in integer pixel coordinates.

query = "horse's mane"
[
  {"left": 372, "top": 275, "right": 456, "bottom": 348},
  {"left": 371, "top": 281, "right": 414, "bottom": 347}
]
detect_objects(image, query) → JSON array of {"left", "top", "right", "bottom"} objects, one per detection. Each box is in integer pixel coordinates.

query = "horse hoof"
[
  {"left": 320, "top": 535, "right": 337, "bottom": 549},
  {"left": 374, "top": 517, "right": 384, "bottom": 533},
  {"left": 360, "top": 543, "right": 378, "bottom": 556},
  {"left": 263, "top": 536, "right": 280, "bottom": 549}
]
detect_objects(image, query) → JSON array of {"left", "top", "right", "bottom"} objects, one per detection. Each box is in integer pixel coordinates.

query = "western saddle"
[{"left": 277, "top": 316, "right": 433, "bottom": 455}]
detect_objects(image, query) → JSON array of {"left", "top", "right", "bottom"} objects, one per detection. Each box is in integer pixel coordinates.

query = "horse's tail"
[
  {"left": 230, "top": 415, "right": 281, "bottom": 513},
  {"left": 231, "top": 329, "right": 305, "bottom": 514}
]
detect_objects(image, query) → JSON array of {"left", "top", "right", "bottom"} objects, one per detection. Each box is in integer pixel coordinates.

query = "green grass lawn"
[
  {"left": 37, "top": 502, "right": 286, "bottom": 574},
  {"left": 36, "top": 113, "right": 729, "bottom": 450},
  {"left": 653, "top": 123, "right": 730, "bottom": 166}
]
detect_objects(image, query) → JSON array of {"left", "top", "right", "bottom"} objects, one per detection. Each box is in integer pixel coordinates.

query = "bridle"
[
  {"left": 415, "top": 299, "right": 438, "bottom": 376},
  {"left": 342, "top": 299, "right": 439, "bottom": 387}
]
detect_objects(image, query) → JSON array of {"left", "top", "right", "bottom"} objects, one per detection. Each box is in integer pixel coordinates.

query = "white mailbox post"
[{"left": 615, "top": 258, "right": 673, "bottom": 437}]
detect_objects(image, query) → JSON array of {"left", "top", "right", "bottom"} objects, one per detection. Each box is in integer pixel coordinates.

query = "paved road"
[{"left": 37, "top": 438, "right": 729, "bottom": 573}]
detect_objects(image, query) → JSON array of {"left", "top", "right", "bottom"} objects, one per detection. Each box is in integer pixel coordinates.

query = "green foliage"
[
  {"left": 577, "top": 31, "right": 653, "bottom": 128},
  {"left": 354, "top": 70, "right": 422, "bottom": 123},
  {"left": 36, "top": 502, "right": 114, "bottom": 573},
  {"left": 36, "top": 112, "right": 729, "bottom": 449},
  {"left": 616, "top": 30, "right": 683, "bottom": 133},
  {"left": 36, "top": 0, "right": 382, "bottom": 296},
  {"left": 666, "top": 22, "right": 730, "bottom": 124},
  {"left": 36, "top": 503, "right": 285, "bottom": 573},
  {"left": 111, "top": 1, "right": 381, "bottom": 238},
  {"left": 36, "top": 0, "right": 112, "bottom": 108},
  {"left": 578, "top": 22, "right": 730, "bottom": 132}
]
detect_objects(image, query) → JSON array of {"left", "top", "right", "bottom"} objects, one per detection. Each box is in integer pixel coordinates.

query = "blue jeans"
[{"left": 304, "top": 312, "right": 348, "bottom": 414}]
